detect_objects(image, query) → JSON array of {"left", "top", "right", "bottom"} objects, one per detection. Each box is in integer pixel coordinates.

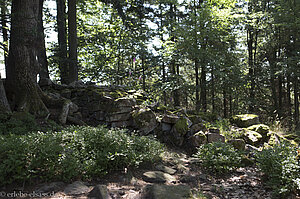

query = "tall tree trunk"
[
  {"left": 294, "top": 76, "right": 299, "bottom": 130},
  {"left": 1, "top": 0, "right": 8, "bottom": 71},
  {"left": 278, "top": 75, "right": 283, "bottom": 117},
  {"left": 247, "top": 28, "right": 255, "bottom": 112},
  {"left": 229, "top": 93, "right": 233, "bottom": 117},
  {"left": 159, "top": 3, "right": 166, "bottom": 105},
  {"left": 6, "top": 0, "right": 48, "bottom": 116},
  {"left": 56, "top": 0, "right": 68, "bottom": 84},
  {"left": 287, "top": 74, "right": 292, "bottom": 119},
  {"left": 211, "top": 65, "right": 215, "bottom": 113},
  {"left": 195, "top": 59, "right": 200, "bottom": 111},
  {"left": 67, "top": 0, "right": 78, "bottom": 83},
  {"left": 37, "top": 0, "right": 49, "bottom": 79},
  {"left": 142, "top": 54, "right": 146, "bottom": 91},
  {"left": 200, "top": 65, "right": 207, "bottom": 112},
  {"left": 267, "top": 52, "right": 279, "bottom": 117},
  {"left": 223, "top": 89, "right": 227, "bottom": 118}
]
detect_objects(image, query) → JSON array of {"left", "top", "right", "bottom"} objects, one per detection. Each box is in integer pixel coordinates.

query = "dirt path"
[{"left": 3, "top": 151, "right": 274, "bottom": 199}]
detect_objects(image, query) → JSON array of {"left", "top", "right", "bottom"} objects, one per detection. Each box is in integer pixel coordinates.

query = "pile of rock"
[
  {"left": 40, "top": 79, "right": 292, "bottom": 153},
  {"left": 39, "top": 79, "right": 144, "bottom": 128}
]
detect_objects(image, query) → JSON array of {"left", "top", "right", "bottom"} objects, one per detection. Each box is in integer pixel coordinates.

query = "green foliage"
[
  {"left": 0, "top": 112, "right": 39, "bottom": 135},
  {"left": 214, "top": 119, "right": 231, "bottom": 134},
  {"left": 193, "top": 142, "right": 243, "bottom": 174},
  {"left": 256, "top": 141, "right": 300, "bottom": 197},
  {"left": 0, "top": 112, "right": 62, "bottom": 135},
  {"left": 0, "top": 126, "right": 164, "bottom": 186}
]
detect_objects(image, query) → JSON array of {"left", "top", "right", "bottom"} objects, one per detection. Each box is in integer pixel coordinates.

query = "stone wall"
[
  {"left": 40, "top": 79, "right": 281, "bottom": 154},
  {"left": 40, "top": 79, "right": 144, "bottom": 128}
]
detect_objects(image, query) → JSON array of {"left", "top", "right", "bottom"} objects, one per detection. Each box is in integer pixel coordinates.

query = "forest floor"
[{"left": 3, "top": 147, "right": 280, "bottom": 199}]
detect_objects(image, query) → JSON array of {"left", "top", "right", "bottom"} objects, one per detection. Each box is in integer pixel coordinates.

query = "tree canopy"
[{"left": 0, "top": 0, "right": 299, "bottom": 129}]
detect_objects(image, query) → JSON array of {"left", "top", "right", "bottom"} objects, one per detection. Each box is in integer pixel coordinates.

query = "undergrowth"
[{"left": 0, "top": 125, "right": 164, "bottom": 186}]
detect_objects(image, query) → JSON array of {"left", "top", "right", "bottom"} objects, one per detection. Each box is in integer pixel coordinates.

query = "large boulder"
[
  {"left": 132, "top": 108, "right": 158, "bottom": 135},
  {"left": 231, "top": 114, "right": 259, "bottom": 128},
  {"left": 142, "top": 184, "right": 191, "bottom": 199}
]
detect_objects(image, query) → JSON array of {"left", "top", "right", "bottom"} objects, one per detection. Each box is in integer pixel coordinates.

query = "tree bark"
[
  {"left": 287, "top": 74, "right": 292, "bottom": 119},
  {"left": 294, "top": 76, "right": 299, "bottom": 130},
  {"left": 37, "top": 0, "right": 50, "bottom": 79},
  {"left": 67, "top": 0, "right": 78, "bottom": 83},
  {"left": 278, "top": 75, "right": 283, "bottom": 117},
  {"left": 1, "top": 0, "right": 8, "bottom": 71},
  {"left": 211, "top": 65, "right": 215, "bottom": 113},
  {"left": 200, "top": 64, "right": 207, "bottom": 112},
  {"left": 6, "top": 0, "right": 48, "bottom": 116},
  {"left": 195, "top": 59, "right": 200, "bottom": 111},
  {"left": 57, "top": 0, "right": 68, "bottom": 84},
  {"left": 267, "top": 51, "right": 279, "bottom": 116},
  {"left": 0, "top": 78, "right": 11, "bottom": 113},
  {"left": 247, "top": 27, "right": 255, "bottom": 112},
  {"left": 223, "top": 89, "right": 227, "bottom": 118}
]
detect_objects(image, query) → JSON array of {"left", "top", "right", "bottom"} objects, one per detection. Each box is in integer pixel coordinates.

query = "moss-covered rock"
[
  {"left": 243, "top": 129, "right": 263, "bottom": 146},
  {"left": 162, "top": 114, "right": 179, "bottom": 124},
  {"left": 132, "top": 108, "right": 158, "bottom": 135},
  {"left": 267, "top": 132, "right": 280, "bottom": 146},
  {"left": 207, "top": 132, "right": 225, "bottom": 143},
  {"left": 168, "top": 118, "right": 190, "bottom": 147},
  {"left": 247, "top": 124, "right": 269, "bottom": 134},
  {"left": 231, "top": 114, "right": 259, "bottom": 128},
  {"left": 247, "top": 124, "right": 270, "bottom": 142},
  {"left": 267, "top": 132, "right": 298, "bottom": 147},
  {"left": 188, "top": 131, "right": 207, "bottom": 147},
  {"left": 174, "top": 118, "right": 189, "bottom": 136},
  {"left": 228, "top": 139, "right": 246, "bottom": 151}
]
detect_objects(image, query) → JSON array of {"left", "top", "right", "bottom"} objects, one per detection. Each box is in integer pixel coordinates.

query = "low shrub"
[
  {"left": 0, "top": 112, "right": 39, "bottom": 135},
  {"left": 193, "top": 142, "right": 244, "bottom": 174},
  {"left": 0, "top": 126, "right": 164, "bottom": 186},
  {"left": 256, "top": 141, "right": 300, "bottom": 197}
]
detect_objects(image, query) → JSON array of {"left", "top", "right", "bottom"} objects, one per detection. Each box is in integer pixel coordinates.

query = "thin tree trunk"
[
  {"left": 56, "top": 0, "right": 68, "bottom": 84},
  {"left": 142, "top": 55, "right": 146, "bottom": 91},
  {"left": 229, "top": 93, "right": 233, "bottom": 117},
  {"left": 267, "top": 51, "right": 278, "bottom": 116},
  {"left": 195, "top": 59, "right": 200, "bottom": 111},
  {"left": 278, "top": 75, "right": 283, "bottom": 117},
  {"left": 211, "top": 65, "right": 215, "bottom": 113},
  {"left": 247, "top": 28, "right": 255, "bottom": 112},
  {"left": 287, "top": 74, "right": 292, "bottom": 118},
  {"left": 1, "top": 0, "right": 8, "bottom": 71},
  {"left": 68, "top": 0, "right": 78, "bottom": 83},
  {"left": 223, "top": 89, "right": 227, "bottom": 118},
  {"left": 294, "top": 76, "right": 299, "bottom": 130},
  {"left": 200, "top": 65, "right": 207, "bottom": 112}
]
